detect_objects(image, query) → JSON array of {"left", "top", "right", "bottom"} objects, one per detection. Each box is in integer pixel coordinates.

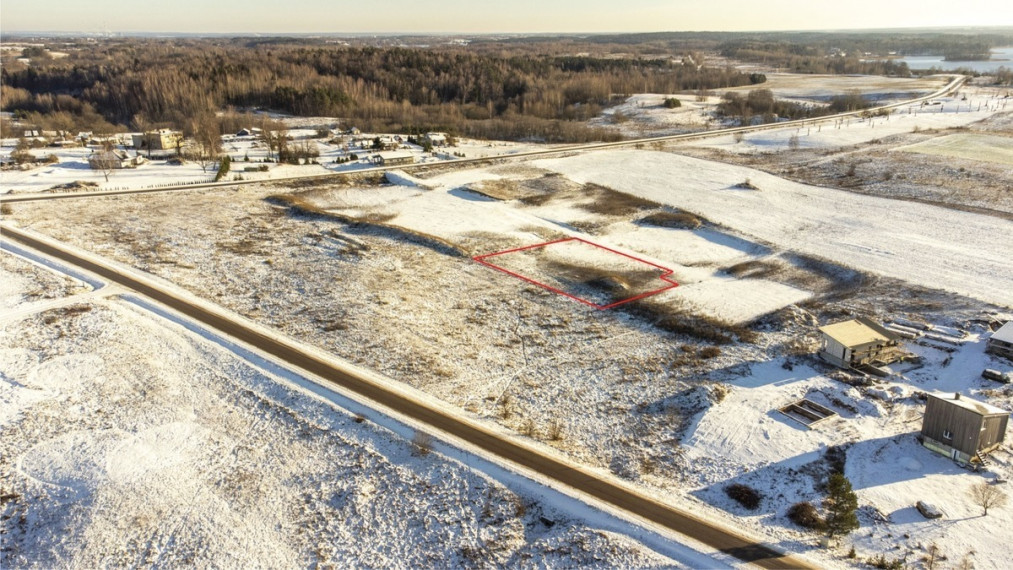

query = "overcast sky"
[{"left": 3, "top": 0, "right": 1012, "bottom": 34}]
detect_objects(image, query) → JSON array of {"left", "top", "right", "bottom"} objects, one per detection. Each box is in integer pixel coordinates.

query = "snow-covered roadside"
[
  {"left": 0, "top": 131, "right": 561, "bottom": 195},
  {"left": 0, "top": 243, "right": 727, "bottom": 568}
]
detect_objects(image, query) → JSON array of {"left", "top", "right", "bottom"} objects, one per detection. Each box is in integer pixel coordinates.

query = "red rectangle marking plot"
[{"left": 473, "top": 237, "right": 678, "bottom": 310}]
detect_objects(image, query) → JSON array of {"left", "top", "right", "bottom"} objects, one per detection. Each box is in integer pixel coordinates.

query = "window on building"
[{"left": 943, "top": 429, "right": 953, "bottom": 440}]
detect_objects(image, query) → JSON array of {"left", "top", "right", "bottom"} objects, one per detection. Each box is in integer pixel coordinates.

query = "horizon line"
[{"left": 3, "top": 24, "right": 1013, "bottom": 38}]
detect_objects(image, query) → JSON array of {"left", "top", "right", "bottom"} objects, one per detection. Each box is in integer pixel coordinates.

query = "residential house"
[
  {"left": 921, "top": 392, "right": 1008, "bottom": 464},
  {"left": 370, "top": 151, "right": 415, "bottom": 166},
  {"left": 425, "top": 132, "right": 448, "bottom": 146},
  {"left": 132, "top": 129, "right": 183, "bottom": 154},
  {"left": 818, "top": 317, "right": 906, "bottom": 369},
  {"left": 986, "top": 321, "right": 1013, "bottom": 361},
  {"left": 88, "top": 149, "right": 145, "bottom": 170}
]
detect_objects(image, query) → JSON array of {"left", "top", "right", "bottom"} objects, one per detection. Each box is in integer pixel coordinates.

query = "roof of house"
[
  {"left": 991, "top": 321, "right": 1013, "bottom": 344},
  {"left": 818, "top": 317, "right": 899, "bottom": 348},
  {"left": 89, "top": 149, "right": 130, "bottom": 161},
  {"left": 927, "top": 392, "right": 1009, "bottom": 417},
  {"left": 375, "top": 151, "right": 414, "bottom": 161}
]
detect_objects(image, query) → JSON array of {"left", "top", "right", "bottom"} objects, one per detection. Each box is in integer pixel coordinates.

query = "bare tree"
[
  {"left": 259, "top": 117, "right": 287, "bottom": 162},
  {"left": 969, "top": 482, "right": 1008, "bottom": 516},
  {"left": 188, "top": 114, "right": 222, "bottom": 173},
  {"left": 92, "top": 140, "right": 118, "bottom": 183}
]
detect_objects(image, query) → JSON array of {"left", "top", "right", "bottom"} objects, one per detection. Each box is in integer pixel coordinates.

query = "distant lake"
[{"left": 890, "top": 46, "right": 1013, "bottom": 72}]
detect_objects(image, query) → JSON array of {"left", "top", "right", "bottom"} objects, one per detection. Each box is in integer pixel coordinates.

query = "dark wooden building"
[{"left": 921, "top": 392, "right": 1008, "bottom": 464}]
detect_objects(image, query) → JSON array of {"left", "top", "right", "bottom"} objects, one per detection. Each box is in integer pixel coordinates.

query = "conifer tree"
[{"left": 823, "top": 472, "right": 859, "bottom": 537}]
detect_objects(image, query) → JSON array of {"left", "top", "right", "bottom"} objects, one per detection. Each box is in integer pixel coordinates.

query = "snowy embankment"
[{"left": 534, "top": 150, "right": 1013, "bottom": 307}]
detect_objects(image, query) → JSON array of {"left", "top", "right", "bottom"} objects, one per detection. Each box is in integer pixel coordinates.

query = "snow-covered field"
[
  {"left": 4, "top": 74, "right": 1013, "bottom": 569},
  {"left": 724, "top": 73, "right": 943, "bottom": 101},
  {"left": 533, "top": 150, "right": 1013, "bottom": 308},
  {"left": 590, "top": 73, "right": 948, "bottom": 139},
  {"left": 690, "top": 86, "right": 1007, "bottom": 154},
  {"left": 0, "top": 247, "right": 706, "bottom": 569},
  {"left": 895, "top": 132, "right": 1013, "bottom": 165}
]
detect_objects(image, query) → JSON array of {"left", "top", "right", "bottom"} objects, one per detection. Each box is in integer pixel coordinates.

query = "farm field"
[
  {"left": 895, "top": 132, "right": 1013, "bottom": 165},
  {"left": 590, "top": 73, "right": 950, "bottom": 138},
  {"left": 673, "top": 83, "right": 1013, "bottom": 220}
]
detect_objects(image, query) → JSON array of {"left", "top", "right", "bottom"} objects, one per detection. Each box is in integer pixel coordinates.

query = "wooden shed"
[
  {"left": 817, "top": 317, "right": 905, "bottom": 369},
  {"left": 986, "top": 321, "right": 1013, "bottom": 361},
  {"left": 921, "top": 392, "right": 1009, "bottom": 464}
]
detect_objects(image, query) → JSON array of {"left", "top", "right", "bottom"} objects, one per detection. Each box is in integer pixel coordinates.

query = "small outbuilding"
[
  {"left": 370, "top": 151, "right": 415, "bottom": 166},
  {"left": 986, "top": 321, "right": 1013, "bottom": 361},
  {"left": 921, "top": 392, "right": 1009, "bottom": 464},
  {"left": 817, "top": 317, "right": 905, "bottom": 369}
]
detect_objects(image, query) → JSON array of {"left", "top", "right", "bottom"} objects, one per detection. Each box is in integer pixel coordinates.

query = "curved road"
[
  {"left": 1, "top": 224, "right": 817, "bottom": 568},
  {"left": 1, "top": 75, "right": 965, "bottom": 204}
]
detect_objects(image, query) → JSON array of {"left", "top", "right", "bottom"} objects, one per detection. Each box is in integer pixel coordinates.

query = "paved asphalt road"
[
  {"left": 7, "top": 75, "right": 961, "bottom": 566},
  {"left": 0, "top": 76, "right": 964, "bottom": 205},
  {"left": 2, "top": 224, "right": 819, "bottom": 568}
]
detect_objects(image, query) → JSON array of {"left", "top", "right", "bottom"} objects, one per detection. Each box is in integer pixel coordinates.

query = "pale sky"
[{"left": 2, "top": 0, "right": 1012, "bottom": 34}]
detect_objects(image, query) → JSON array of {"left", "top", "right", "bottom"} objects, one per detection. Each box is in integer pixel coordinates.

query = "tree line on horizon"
[{"left": 1, "top": 39, "right": 764, "bottom": 143}]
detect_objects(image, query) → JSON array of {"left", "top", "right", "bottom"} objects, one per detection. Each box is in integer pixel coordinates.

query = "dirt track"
[{"left": 2, "top": 223, "right": 820, "bottom": 569}]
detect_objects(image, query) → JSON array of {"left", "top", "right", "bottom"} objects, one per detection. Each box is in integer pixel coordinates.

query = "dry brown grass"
[
  {"left": 267, "top": 193, "right": 468, "bottom": 257},
  {"left": 517, "top": 193, "right": 553, "bottom": 206},
  {"left": 541, "top": 259, "right": 663, "bottom": 303},
  {"left": 638, "top": 211, "right": 703, "bottom": 230},
  {"left": 546, "top": 419, "right": 564, "bottom": 441},
  {"left": 620, "top": 298, "right": 758, "bottom": 345},
  {"left": 411, "top": 431, "right": 434, "bottom": 457},
  {"left": 579, "top": 183, "right": 663, "bottom": 217},
  {"left": 723, "top": 260, "right": 781, "bottom": 279},
  {"left": 271, "top": 172, "right": 385, "bottom": 190},
  {"left": 464, "top": 179, "right": 525, "bottom": 201},
  {"left": 41, "top": 304, "right": 92, "bottom": 325}
]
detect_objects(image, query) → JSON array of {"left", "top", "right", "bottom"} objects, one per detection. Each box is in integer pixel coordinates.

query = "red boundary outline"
[{"left": 472, "top": 237, "right": 679, "bottom": 310}]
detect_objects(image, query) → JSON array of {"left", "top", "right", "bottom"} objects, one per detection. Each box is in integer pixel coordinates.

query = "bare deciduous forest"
[
  {"left": 3, "top": 30, "right": 1010, "bottom": 142},
  {"left": 1, "top": 39, "right": 761, "bottom": 142}
]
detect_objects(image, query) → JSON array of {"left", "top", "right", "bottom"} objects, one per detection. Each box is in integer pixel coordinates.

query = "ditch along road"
[
  {"left": 1, "top": 75, "right": 966, "bottom": 205},
  {"left": 0, "top": 224, "right": 819, "bottom": 569}
]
